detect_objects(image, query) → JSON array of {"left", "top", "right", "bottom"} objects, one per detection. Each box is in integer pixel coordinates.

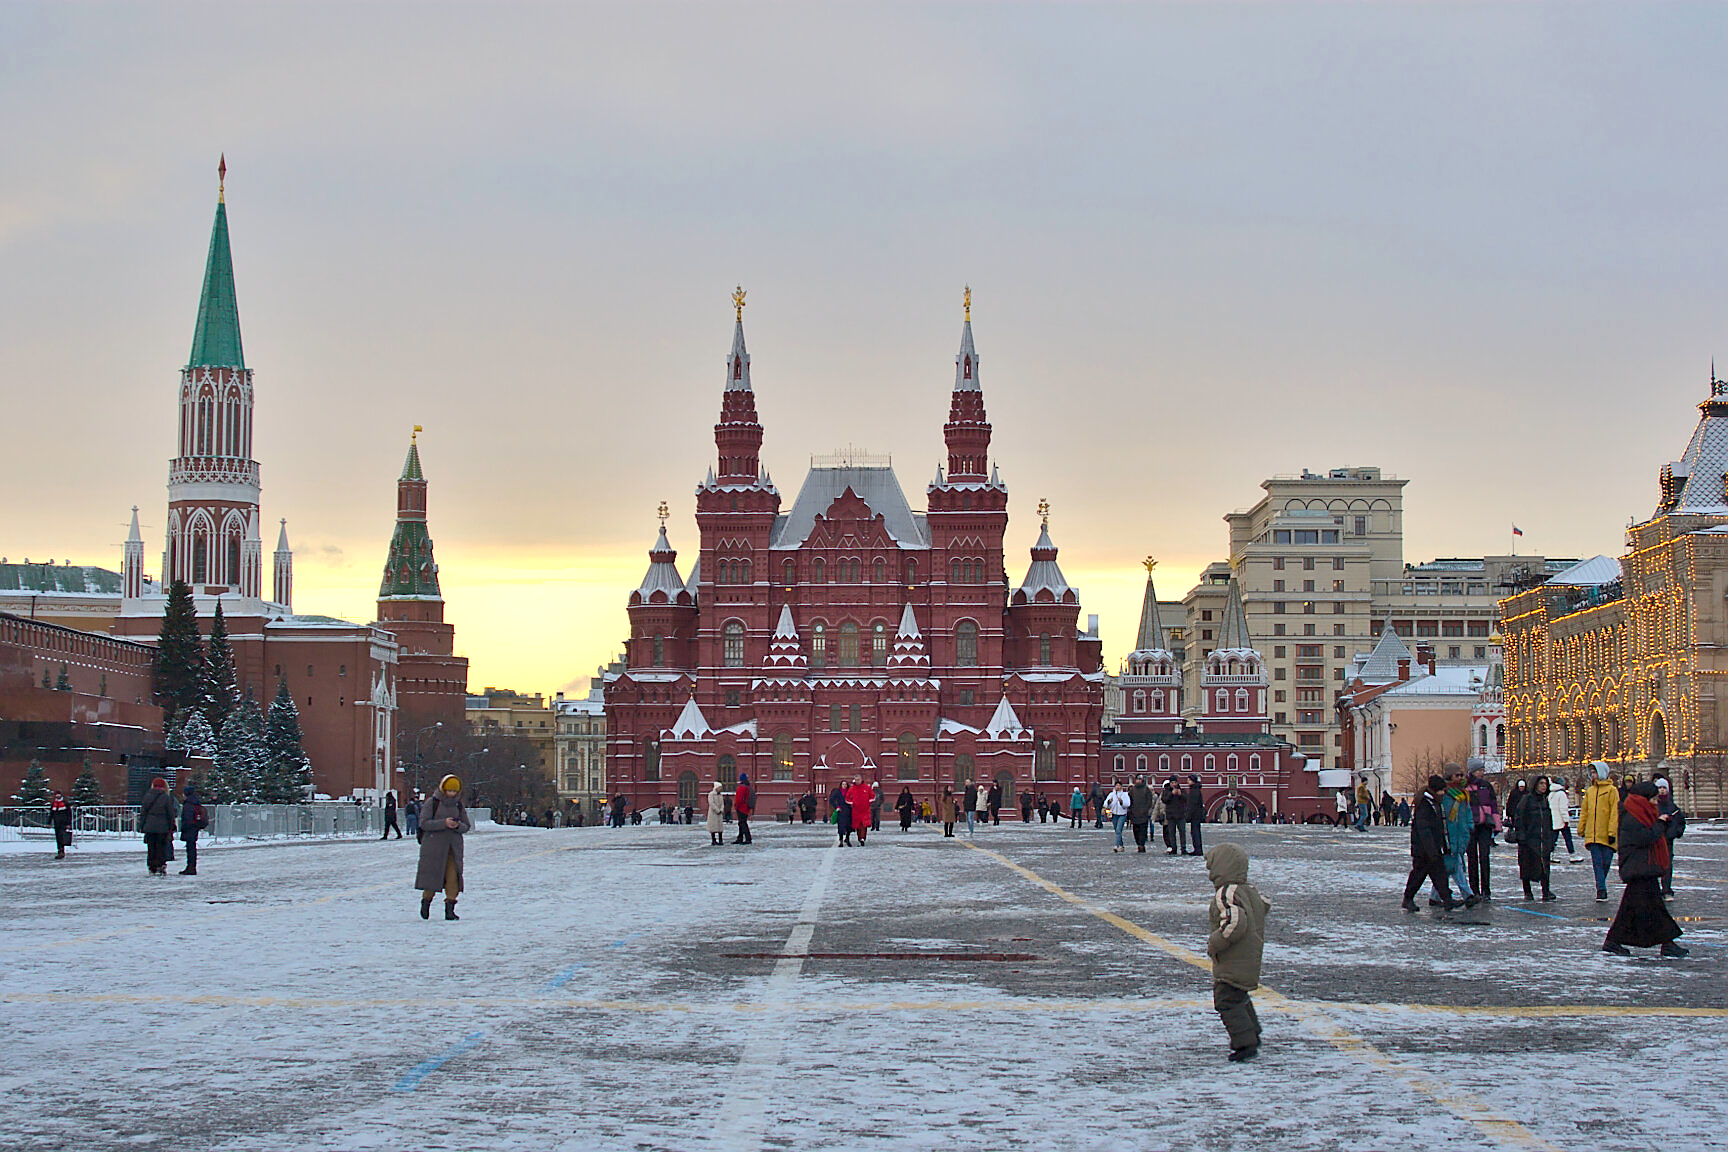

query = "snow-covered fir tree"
[
  {"left": 202, "top": 603, "right": 238, "bottom": 734},
  {"left": 180, "top": 711, "right": 217, "bottom": 758},
  {"left": 152, "top": 579, "right": 204, "bottom": 725},
  {"left": 13, "top": 759, "right": 51, "bottom": 806},
  {"left": 265, "top": 678, "right": 313, "bottom": 802},
  {"left": 70, "top": 759, "right": 105, "bottom": 805},
  {"left": 211, "top": 700, "right": 267, "bottom": 804},
  {"left": 55, "top": 665, "right": 70, "bottom": 691}
]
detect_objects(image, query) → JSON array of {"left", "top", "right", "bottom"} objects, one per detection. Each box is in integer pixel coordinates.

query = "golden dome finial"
[
  {"left": 963, "top": 285, "right": 971, "bottom": 323},
  {"left": 732, "top": 286, "right": 747, "bottom": 322},
  {"left": 1037, "top": 497, "right": 1050, "bottom": 527},
  {"left": 1143, "top": 556, "right": 1157, "bottom": 574}
]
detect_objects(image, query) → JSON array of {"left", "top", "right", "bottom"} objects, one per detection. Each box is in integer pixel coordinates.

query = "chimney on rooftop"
[
  {"left": 1415, "top": 643, "right": 1436, "bottom": 676},
  {"left": 1397, "top": 657, "right": 1411, "bottom": 682}
]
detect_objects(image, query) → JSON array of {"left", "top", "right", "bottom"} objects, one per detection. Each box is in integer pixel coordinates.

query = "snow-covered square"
[{"left": 2, "top": 819, "right": 1723, "bottom": 1151}]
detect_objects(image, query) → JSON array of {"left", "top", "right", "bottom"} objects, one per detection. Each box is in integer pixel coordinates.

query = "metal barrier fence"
[{"left": 1, "top": 803, "right": 495, "bottom": 844}]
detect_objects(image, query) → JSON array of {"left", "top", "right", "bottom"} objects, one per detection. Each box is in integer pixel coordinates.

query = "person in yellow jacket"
[{"left": 1579, "top": 761, "right": 1621, "bottom": 903}]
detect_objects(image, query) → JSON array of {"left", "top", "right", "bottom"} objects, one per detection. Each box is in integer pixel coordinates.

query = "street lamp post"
[{"left": 400, "top": 721, "right": 444, "bottom": 800}]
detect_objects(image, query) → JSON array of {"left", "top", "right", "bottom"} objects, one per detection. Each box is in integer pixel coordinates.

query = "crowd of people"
[{"left": 1400, "top": 757, "right": 1690, "bottom": 959}]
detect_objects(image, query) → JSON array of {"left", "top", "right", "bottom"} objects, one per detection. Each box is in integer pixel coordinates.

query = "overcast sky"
[{"left": 4, "top": 3, "right": 1726, "bottom": 693}]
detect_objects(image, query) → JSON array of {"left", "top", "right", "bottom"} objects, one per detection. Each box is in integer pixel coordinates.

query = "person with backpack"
[
  {"left": 416, "top": 774, "right": 471, "bottom": 921},
  {"left": 177, "top": 783, "right": 208, "bottom": 876}
]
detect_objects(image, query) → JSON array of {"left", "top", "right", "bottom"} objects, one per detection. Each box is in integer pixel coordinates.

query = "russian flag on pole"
[{"left": 1512, "top": 525, "right": 1524, "bottom": 537}]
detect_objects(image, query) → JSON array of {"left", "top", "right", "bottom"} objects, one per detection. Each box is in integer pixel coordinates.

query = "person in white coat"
[
  {"left": 972, "top": 782, "right": 990, "bottom": 834},
  {"left": 1548, "top": 777, "right": 1580, "bottom": 862},
  {"left": 1107, "top": 783, "right": 1132, "bottom": 852},
  {"left": 705, "top": 781, "right": 725, "bottom": 847}
]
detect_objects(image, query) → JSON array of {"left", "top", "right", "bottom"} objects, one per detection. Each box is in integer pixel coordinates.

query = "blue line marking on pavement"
[
  {"left": 1506, "top": 906, "right": 1569, "bottom": 921},
  {"left": 392, "top": 1030, "right": 485, "bottom": 1093},
  {"left": 544, "top": 963, "right": 588, "bottom": 989}
]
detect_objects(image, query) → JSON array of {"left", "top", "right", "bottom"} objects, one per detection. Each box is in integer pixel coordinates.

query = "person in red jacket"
[
  {"left": 847, "top": 776, "right": 874, "bottom": 845},
  {"left": 733, "top": 772, "right": 754, "bottom": 845}
]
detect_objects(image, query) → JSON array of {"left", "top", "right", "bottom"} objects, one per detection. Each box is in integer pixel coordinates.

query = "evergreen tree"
[
  {"left": 70, "top": 759, "right": 104, "bottom": 805},
  {"left": 202, "top": 603, "right": 238, "bottom": 734},
  {"left": 12, "top": 759, "right": 51, "bottom": 806},
  {"left": 181, "top": 711, "right": 217, "bottom": 758},
  {"left": 164, "top": 716, "right": 189, "bottom": 752},
  {"left": 153, "top": 580, "right": 204, "bottom": 725},
  {"left": 55, "top": 665, "right": 70, "bottom": 691},
  {"left": 41, "top": 667, "right": 50, "bottom": 689},
  {"left": 213, "top": 702, "right": 266, "bottom": 804},
  {"left": 265, "top": 678, "right": 313, "bottom": 802}
]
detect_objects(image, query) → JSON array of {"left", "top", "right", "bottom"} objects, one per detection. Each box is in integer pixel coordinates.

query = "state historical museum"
[{"left": 605, "top": 293, "right": 1105, "bottom": 814}]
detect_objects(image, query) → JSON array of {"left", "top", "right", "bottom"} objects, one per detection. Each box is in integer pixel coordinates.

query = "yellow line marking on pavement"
[{"left": 962, "top": 840, "right": 1565, "bottom": 1152}]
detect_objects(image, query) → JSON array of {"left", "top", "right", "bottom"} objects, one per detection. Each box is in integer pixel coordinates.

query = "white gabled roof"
[
  {"left": 773, "top": 604, "right": 798, "bottom": 640},
  {"left": 667, "top": 696, "right": 711, "bottom": 740},
  {"left": 984, "top": 695, "right": 1030, "bottom": 740},
  {"left": 1358, "top": 626, "right": 1413, "bottom": 682}
]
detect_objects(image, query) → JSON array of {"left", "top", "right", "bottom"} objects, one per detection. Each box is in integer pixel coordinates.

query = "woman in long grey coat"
[{"left": 416, "top": 775, "right": 471, "bottom": 920}]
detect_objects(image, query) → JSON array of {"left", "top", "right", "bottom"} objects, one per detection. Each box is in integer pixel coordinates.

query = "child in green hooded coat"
[{"left": 1205, "top": 842, "right": 1271, "bottom": 1062}]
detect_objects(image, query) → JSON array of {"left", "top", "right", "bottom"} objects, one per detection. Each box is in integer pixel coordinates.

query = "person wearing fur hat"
[
  {"left": 1205, "top": 842, "right": 1271, "bottom": 1062},
  {"left": 1402, "top": 775, "right": 1458, "bottom": 911},
  {"left": 733, "top": 772, "right": 753, "bottom": 845},
  {"left": 1579, "top": 761, "right": 1621, "bottom": 901},
  {"left": 1604, "top": 781, "right": 1687, "bottom": 957},
  {"left": 415, "top": 774, "right": 471, "bottom": 920},
  {"left": 138, "top": 776, "right": 176, "bottom": 875}
]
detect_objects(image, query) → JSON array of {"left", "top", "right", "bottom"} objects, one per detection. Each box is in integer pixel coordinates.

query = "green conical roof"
[
  {"left": 188, "top": 199, "right": 245, "bottom": 369},
  {"left": 401, "top": 441, "right": 424, "bottom": 481}
]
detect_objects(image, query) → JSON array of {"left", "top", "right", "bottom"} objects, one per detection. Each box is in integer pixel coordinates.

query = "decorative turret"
[
  {"left": 944, "top": 286, "right": 992, "bottom": 482},
  {"left": 1199, "top": 578, "right": 1267, "bottom": 734},
  {"left": 1471, "top": 637, "right": 1506, "bottom": 771},
  {"left": 273, "top": 518, "right": 293, "bottom": 611},
  {"left": 627, "top": 508, "right": 697, "bottom": 670},
  {"left": 1119, "top": 557, "right": 1180, "bottom": 734},
  {"left": 240, "top": 510, "right": 263, "bottom": 599},
  {"left": 1655, "top": 364, "right": 1728, "bottom": 516},
  {"left": 888, "top": 604, "right": 931, "bottom": 673},
  {"left": 715, "top": 286, "right": 765, "bottom": 485},
  {"left": 1014, "top": 503, "right": 1076, "bottom": 605},
  {"left": 634, "top": 525, "right": 689, "bottom": 605},
  {"left": 378, "top": 429, "right": 442, "bottom": 601},
  {"left": 123, "top": 506, "right": 145, "bottom": 599}
]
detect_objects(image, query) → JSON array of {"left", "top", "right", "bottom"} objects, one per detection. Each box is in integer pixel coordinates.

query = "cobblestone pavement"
[{"left": 1, "top": 819, "right": 1723, "bottom": 1151}]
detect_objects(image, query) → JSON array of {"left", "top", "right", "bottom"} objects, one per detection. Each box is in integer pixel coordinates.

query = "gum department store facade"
[
  {"left": 1500, "top": 373, "right": 1728, "bottom": 813},
  {"left": 604, "top": 295, "right": 1107, "bottom": 812}
]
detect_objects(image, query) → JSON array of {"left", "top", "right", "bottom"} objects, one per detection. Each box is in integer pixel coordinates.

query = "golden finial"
[
  {"left": 732, "top": 286, "right": 747, "bottom": 322},
  {"left": 412, "top": 424, "right": 422, "bottom": 444},
  {"left": 963, "top": 285, "right": 971, "bottom": 323},
  {"left": 1143, "top": 556, "right": 1158, "bottom": 574},
  {"left": 1038, "top": 498, "right": 1050, "bottom": 527},
  {"left": 218, "top": 153, "right": 226, "bottom": 204},
  {"left": 657, "top": 501, "right": 670, "bottom": 526}
]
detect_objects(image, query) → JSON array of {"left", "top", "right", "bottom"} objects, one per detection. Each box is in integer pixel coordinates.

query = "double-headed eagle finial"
[
  {"left": 732, "top": 286, "right": 747, "bottom": 322},
  {"left": 657, "top": 501, "right": 670, "bottom": 527}
]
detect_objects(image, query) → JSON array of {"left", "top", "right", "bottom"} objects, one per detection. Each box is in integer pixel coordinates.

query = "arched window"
[
  {"left": 782, "top": 559, "right": 795, "bottom": 587},
  {"left": 1250, "top": 754, "right": 1262, "bottom": 772},
  {"left": 813, "top": 558, "right": 826, "bottom": 584},
  {"left": 645, "top": 739, "right": 661, "bottom": 781},
  {"left": 1216, "top": 689, "right": 1229, "bottom": 712},
  {"left": 740, "top": 559, "right": 752, "bottom": 584},
  {"left": 774, "top": 732, "right": 795, "bottom": 781},
  {"left": 956, "top": 753, "right": 975, "bottom": 784},
  {"left": 951, "top": 559, "right": 962, "bottom": 584},
  {"left": 678, "top": 771, "right": 700, "bottom": 806},
  {"left": 1235, "top": 688, "right": 1249, "bottom": 712},
  {"left": 717, "top": 754, "right": 737, "bottom": 784},
  {"left": 722, "top": 621, "right": 745, "bottom": 667},
  {"left": 1132, "top": 690, "right": 1146, "bottom": 714},
  {"left": 957, "top": 620, "right": 979, "bottom": 667},
  {"left": 1035, "top": 739, "right": 1057, "bottom": 781},
  {"left": 1181, "top": 755, "right": 1192, "bottom": 772},
  {"left": 1160, "top": 755, "right": 1171, "bottom": 773},
  {"left": 1151, "top": 689, "right": 1164, "bottom": 712},
  {"left": 1227, "top": 754, "right": 1239, "bottom": 772},
  {"left": 1204, "top": 754, "right": 1216, "bottom": 772},
  {"left": 838, "top": 622, "right": 860, "bottom": 667},
  {"left": 226, "top": 534, "right": 241, "bottom": 586},
  {"left": 906, "top": 559, "right": 917, "bottom": 585},
  {"left": 1114, "top": 755, "right": 1125, "bottom": 772},
  {"left": 811, "top": 623, "right": 827, "bottom": 668},
  {"left": 897, "top": 732, "right": 919, "bottom": 780},
  {"left": 873, "top": 558, "right": 885, "bottom": 583},
  {"left": 1136, "top": 755, "right": 1148, "bottom": 773},
  {"left": 652, "top": 633, "right": 665, "bottom": 667},
  {"left": 1039, "top": 633, "right": 1052, "bottom": 666},
  {"left": 872, "top": 622, "right": 887, "bottom": 666},
  {"left": 192, "top": 531, "right": 209, "bottom": 584}
]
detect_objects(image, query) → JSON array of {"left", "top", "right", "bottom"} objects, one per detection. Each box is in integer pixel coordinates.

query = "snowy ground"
[{"left": 1, "top": 818, "right": 1723, "bottom": 1151}]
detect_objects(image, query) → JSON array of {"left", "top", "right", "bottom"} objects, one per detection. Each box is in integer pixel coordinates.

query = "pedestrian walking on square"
[
  {"left": 1380, "top": 790, "right": 1396, "bottom": 827},
  {"left": 896, "top": 786, "right": 916, "bottom": 832},
  {"left": 416, "top": 774, "right": 470, "bottom": 921},
  {"left": 49, "top": 790, "right": 72, "bottom": 859},
  {"left": 1068, "top": 786, "right": 1085, "bottom": 829},
  {"left": 407, "top": 793, "right": 423, "bottom": 844},
  {"left": 1185, "top": 776, "right": 1206, "bottom": 857},
  {"left": 1020, "top": 788, "right": 1033, "bottom": 823},
  {"left": 937, "top": 786, "right": 957, "bottom": 838},
  {"left": 1129, "top": 777, "right": 1155, "bottom": 853},
  {"left": 1106, "top": 782, "right": 1131, "bottom": 852},
  {"left": 870, "top": 781, "right": 883, "bottom": 832},
  {"left": 1088, "top": 782, "right": 1105, "bottom": 828},
  {"left": 971, "top": 780, "right": 989, "bottom": 833},
  {"left": 1395, "top": 797, "right": 1411, "bottom": 825},
  {"left": 1205, "top": 842, "right": 1270, "bottom": 1062},
  {"left": 1655, "top": 778, "right": 1684, "bottom": 896},
  {"left": 1549, "top": 776, "right": 1579, "bottom": 862},
  {"left": 987, "top": 780, "right": 1003, "bottom": 826},
  {"left": 178, "top": 783, "right": 207, "bottom": 876},
  {"left": 1036, "top": 793, "right": 1049, "bottom": 823},
  {"left": 1353, "top": 777, "right": 1373, "bottom": 832},
  {"left": 1160, "top": 780, "right": 1181, "bottom": 853},
  {"left": 1579, "top": 761, "right": 1620, "bottom": 901},
  {"left": 848, "top": 777, "right": 873, "bottom": 845},
  {"left": 382, "top": 790, "right": 402, "bottom": 840},
  {"left": 1402, "top": 776, "right": 1458, "bottom": 911},
  {"left": 705, "top": 781, "right": 725, "bottom": 846},
  {"left": 1440, "top": 767, "right": 1479, "bottom": 907},
  {"left": 1516, "top": 776, "right": 1557, "bottom": 901},
  {"left": 1466, "top": 761, "right": 1498, "bottom": 901},
  {"left": 832, "top": 782, "right": 853, "bottom": 846},
  {"left": 733, "top": 773, "right": 754, "bottom": 845},
  {"left": 1603, "top": 781, "right": 1687, "bottom": 958},
  {"left": 139, "top": 776, "right": 176, "bottom": 875}
]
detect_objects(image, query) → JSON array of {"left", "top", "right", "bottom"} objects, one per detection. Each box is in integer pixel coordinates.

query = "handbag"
[{"left": 1502, "top": 820, "right": 1519, "bottom": 845}]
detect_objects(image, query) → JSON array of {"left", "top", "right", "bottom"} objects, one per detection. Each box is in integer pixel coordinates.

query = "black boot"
[
  {"left": 1522, "top": 884, "right": 1534, "bottom": 901},
  {"left": 1661, "top": 941, "right": 1689, "bottom": 958},
  {"left": 420, "top": 896, "right": 432, "bottom": 920},
  {"left": 444, "top": 901, "right": 459, "bottom": 921},
  {"left": 1227, "top": 1045, "right": 1258, "bottom": 1062}
]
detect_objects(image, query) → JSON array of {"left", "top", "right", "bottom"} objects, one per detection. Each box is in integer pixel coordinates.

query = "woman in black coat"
[
  {"left": 1516, "top": 776, "right": 1556, "bottom": 902},
  {"left": 1604, "top": 781, "right": 1687, "bottom": 957},
  {"left": 895, "top": 786, "right": 916, "bottom": 832}
]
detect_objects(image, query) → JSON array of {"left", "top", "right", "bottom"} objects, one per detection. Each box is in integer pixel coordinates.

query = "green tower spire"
[
  {"left": 188, "top": 156, "right": 245, "bottom": 370},
  {"left": 379, "top": 428, "right": 441, "bottom": 600}
]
